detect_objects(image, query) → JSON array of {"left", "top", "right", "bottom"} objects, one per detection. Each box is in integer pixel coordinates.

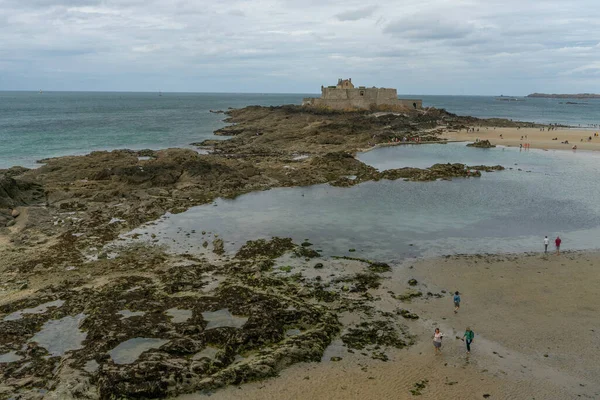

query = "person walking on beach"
[
  {"left": 433, "top": 328, "right": 443, "bottom": 354},
  {"left": 463, "top": 327, "right": 475, "bottom": 354},
  {"left": 453, "top": 291, "right": 461, "bottom": 313},
  {"left": 555, "top": 236, "right": 562, "bottom": 255},
  {"left": 544, "top": 236, "right": 549, "bottom": 253}
]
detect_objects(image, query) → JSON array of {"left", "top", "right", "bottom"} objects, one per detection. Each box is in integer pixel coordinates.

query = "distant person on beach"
[
  {"left": 463, "top": 327, "right": 475, "bottom": 354},
  {"left": 433, "top": 328, "right": 443, "bottom": 354},
  {"left": 544, "top": 236, "right": 549, "bottom": 253},
  {"left": 453, "top": 291, "right": 461, "bottom": 313},
  {"left": 555, "top": 236, "right": 562, "bottom": 255}
]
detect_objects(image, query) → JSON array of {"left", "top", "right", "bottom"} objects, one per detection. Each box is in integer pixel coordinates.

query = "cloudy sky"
[{"left": 0, "top": 0, "right": 599, "bottom": 94}]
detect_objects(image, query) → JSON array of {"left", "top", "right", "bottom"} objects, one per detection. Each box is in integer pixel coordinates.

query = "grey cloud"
[
  {"left": 335, "top": 5, "right": 377, "bottom": 21},
  {"left": 1, "top": 0, "right": 600, "bottom": 94},
  {"left": 383, "top": 17, "right": 474, "bottom": 41}
]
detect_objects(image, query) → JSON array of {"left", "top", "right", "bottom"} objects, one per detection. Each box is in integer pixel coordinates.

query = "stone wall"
[{"left": 303, "top": 87, "right": 422, "bottom": 110}]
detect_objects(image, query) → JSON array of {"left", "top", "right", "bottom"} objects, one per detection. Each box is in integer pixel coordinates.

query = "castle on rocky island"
[{"left": 302, "top": 78, "right": 422, "bottom": 110}]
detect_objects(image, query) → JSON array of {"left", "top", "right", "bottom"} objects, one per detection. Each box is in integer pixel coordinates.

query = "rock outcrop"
[{"left": 466, "top": 140, "right": 495, "bottom": 148}]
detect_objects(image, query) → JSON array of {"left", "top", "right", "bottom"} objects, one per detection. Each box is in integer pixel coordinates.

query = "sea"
[
  {"left": 123, "top": 142, "right": 600, "bottom": 261},
  {"left": 1, "top": 91, "right": 600, "bottom": 170},
  {"left": 3, "top": 91, "right": 600, "bottom": 258}
]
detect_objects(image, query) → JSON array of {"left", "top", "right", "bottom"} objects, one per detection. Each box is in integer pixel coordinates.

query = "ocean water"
[
  {"left": 1, "top": 91, "right": 600, "bottom": 169},
  {"left": 124, "top": 143, "right": 600, "bottom": 261}
]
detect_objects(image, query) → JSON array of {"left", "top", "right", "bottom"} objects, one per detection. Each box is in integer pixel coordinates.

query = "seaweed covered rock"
[
  {"left": 467, "top": 165, "right": 505, "bottom": 172},
  {"left": 294, "top": 246, "right": 320, "bottom": 258},
  {"left": 398, "top": 309, "right": 419, "bottom": 319},
  {"left": 341, "top": 320, "right": 412, "bottom": 351},
  {"left": 378, "top": 163, "right": 488, "bottom": 182},
  {"left": 235, "top": 237, "right": 295, "bottom": 259},
  {"left": 0, "top": 172, "right": 44, "bottom": 209},
  {"left": 466, "top": 140, "right": 495, "bottom": 148}
]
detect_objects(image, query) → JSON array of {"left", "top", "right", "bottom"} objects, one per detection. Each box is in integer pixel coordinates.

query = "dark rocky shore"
[{"left": 0, "top": 105, "right": 517, "bottom": 399}]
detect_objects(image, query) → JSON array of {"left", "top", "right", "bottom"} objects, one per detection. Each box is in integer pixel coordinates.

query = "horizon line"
[{"left": 0, "top": 89, "right": 533, "bottom": 97}]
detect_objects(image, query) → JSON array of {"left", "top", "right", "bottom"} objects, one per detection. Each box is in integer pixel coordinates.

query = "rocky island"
[
  {"left": 527, "top": 92, "right": 600, "bottom": 99},
  {"left": 0, "top": 104, "right": 533, "bottom": 399}
]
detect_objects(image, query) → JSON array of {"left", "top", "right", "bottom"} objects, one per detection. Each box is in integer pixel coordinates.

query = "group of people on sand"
[
  {"left": 544, "top": 235, "right": 562, "bottom": 255},
  {"left": 432, "top": 237, "right": 563, "bottom": 355},
  {"left": 432, "top": 291, "right": 474, "bottom": 355}
]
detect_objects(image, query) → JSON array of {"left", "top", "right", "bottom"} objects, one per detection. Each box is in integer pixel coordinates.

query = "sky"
[{"left": 0, "top": 0, "right": 599, "bottom": 95}]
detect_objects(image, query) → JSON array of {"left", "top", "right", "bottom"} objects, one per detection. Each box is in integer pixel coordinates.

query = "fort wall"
[{"left": 303, "top": 87, "right": 422, "bottom": 110}]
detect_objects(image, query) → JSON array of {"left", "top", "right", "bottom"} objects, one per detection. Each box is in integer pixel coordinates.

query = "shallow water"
[
  {"left": 108, "top": 337, "right": 169, "bottom": 365},
  {"left": 3, "top": 299, "right": 65, "bottom": 321},
  {"left": 192, "top": 346, "right": 220, "bottom": 360},
  {"left": 117, "top": 310, "right": 146, "bottom": 319},
  {"left": 83, "top": 359, "right": 99, "bottom": 373},
  {"left": 29, "top": 313, "right": 87, "bottom": 357},
  {"left": 166, "top": 308, "right": 193, "bottom": 323},
  {"left": 123, "top": 143, "right": 600, "bottom": 261},
  {"left": 0, "top": 351, "right": 23, "bottom": 363},
  {"left": 202, "top": 309, "right": 248, "bottom": 330}
]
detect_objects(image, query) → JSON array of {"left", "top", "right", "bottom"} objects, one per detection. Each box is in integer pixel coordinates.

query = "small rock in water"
[
  {"left": 407, "top": 278, "right": 418, "bottom": 286},
  {"left": 330, "top": 357, "right": 342, "bottom": 362},
  {"left": 11, "top": 209, "right": 20, "bottom": 218},
  {"left": 348, "top": 248, "right": 356, "bottom": 252},
  {"left": 314, "top": 263, "right": 324, "bottom": 269}
]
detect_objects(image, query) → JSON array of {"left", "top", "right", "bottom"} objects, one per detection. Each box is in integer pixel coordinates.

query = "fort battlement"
[{"left": 302, "top": 78, "right": 422, "bottom": 110}]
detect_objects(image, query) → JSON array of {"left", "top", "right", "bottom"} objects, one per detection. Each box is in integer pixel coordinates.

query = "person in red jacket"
[{"left": 555, "top": 236, "right": 562, "bottom": 255}]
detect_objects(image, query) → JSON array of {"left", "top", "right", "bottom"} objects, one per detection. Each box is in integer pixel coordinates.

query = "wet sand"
[
  {"left": 181, "top": 251, "right": 600, "bottom": 400},
  {"left": 443, "top": 127, "right": 600, "bottom": 151}
]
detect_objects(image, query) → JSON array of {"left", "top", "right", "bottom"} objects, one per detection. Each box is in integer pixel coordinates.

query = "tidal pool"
[
  {"left": 29, "top": 313, "right": 87, "bottom": 357},
  {"left": 202, "top": 309, "right": 248, "bottom": 330},
  {"left": 0, "top": 351, "right": 23, "bottom": 363},
  {"left": 3, "top": 299, "right": 65, "bottom": 322},
  {"left": 108, "top": 337, "right": 169, "bottom": 365},
  {"left": 166, "top": 308, "right": 193, "bottom": 323},
  {"left": 122, "top": 143, "right": 600, "bottom": 260}
]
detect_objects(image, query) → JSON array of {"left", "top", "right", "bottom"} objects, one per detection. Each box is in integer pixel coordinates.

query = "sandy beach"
[
  {"left": 186, "top": 251, "right": 600, "bottom": 400},
  {"left": 442, "top": 127, "right": 600, "bottom": 151}
]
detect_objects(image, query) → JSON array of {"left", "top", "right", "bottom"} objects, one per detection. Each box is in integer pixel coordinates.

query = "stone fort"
[{"left": 302, "top": 78, "right": 422, "bottom": 110}]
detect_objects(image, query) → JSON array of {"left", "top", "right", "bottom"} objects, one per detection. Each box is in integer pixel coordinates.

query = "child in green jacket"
[{"left": 463, "top": 327, "right": 475, "bottom": 353}]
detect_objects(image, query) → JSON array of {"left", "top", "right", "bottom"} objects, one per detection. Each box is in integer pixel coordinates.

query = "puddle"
[
  {"left": 109, "top": 218, "right": 126, "bottom": 224},
  {"left": 137, "top": 156, "right": 152, "bottom": 161},
  {"left": 108, "top": 338, "right": 169, "bottom": 364},
  {"left": 117, "top": 310, "right": 146, "bottom": 319},
  {"left": 201, "top": 274, "right": 226, "bottom": 293},
  {"left": 0, "top": 351, "right": 23, "bottom": 363},
  {"left": 321, "top": 339, "right": 347, "bottom": 362},
  {"left": 192, "top": 346, "right": 220, "bottom": 360},
  {"left": 29, "top": 313, "right": 87, "bottom": 357},
  {"left": 165, "top": 308, "right": 193, "bottom": 323},
  {"left": 83, "top": 359, "right": 99, "bottom": 373},
  {"left": 233, "top": 354, "right": 245, "bottom": 363},
  {"left": 292, "top": 155, "right": 309, "bottom": 161},
  {"left": 3, "top": 299, "right": 65, "bottom": 321},
  {"left": 285, "top": 328, "right": 302, "bottom": 337},
  {"left": 201, "top": 309, "right": 248, "bottom": 330}
]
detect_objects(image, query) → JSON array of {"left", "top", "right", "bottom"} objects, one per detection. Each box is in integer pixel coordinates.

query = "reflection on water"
[
  {"left": 122, "top": 143, "right": 600, "bottom": 261},
  {"left": 3, "top": 300, "right": 65, "bottom": 322},
  {"left": 0, "top": 351, "right": 23, "bottom": 363},
  {"left": 117, "top": 310, "right": 146, "bottom": 319},
  {"left": 166, "top": 308, "right": 193, "bottom": 323},
  {"left": 202, "top": 309, "right": 248, "bottom": 330},
  {"left": 108, "top": 337, "right": 169, "bottom": 365},
  {"left": 30, "top": 314, "right": 87, "bottom": 357}
]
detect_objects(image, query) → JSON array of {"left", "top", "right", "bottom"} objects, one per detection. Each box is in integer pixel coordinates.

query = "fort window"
[{"left": 360, "top": 91, "right": 365, "bottom": 96}]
